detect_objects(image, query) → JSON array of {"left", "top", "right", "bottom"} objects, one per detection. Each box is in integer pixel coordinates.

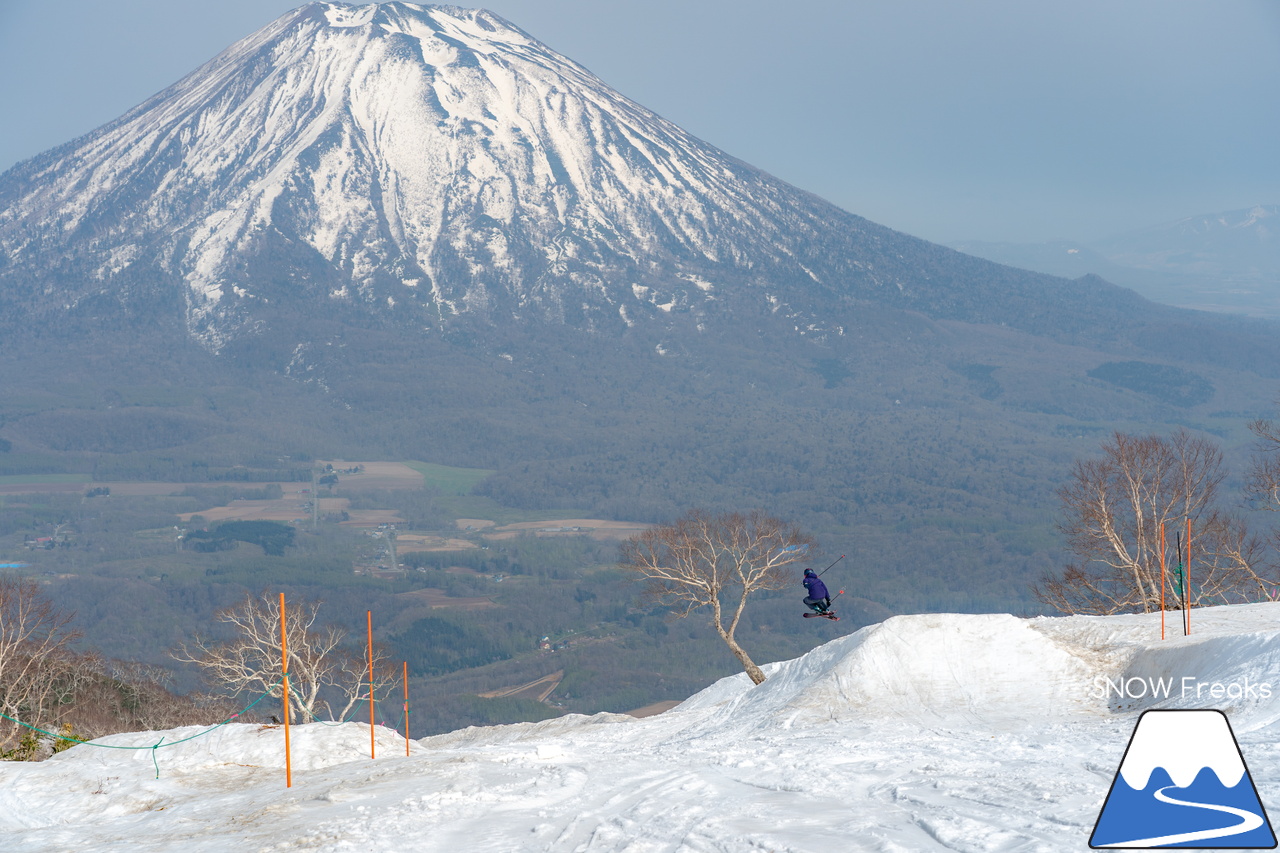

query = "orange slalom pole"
[
  {"left": 279, "top": 592, "right": 292, "bottom": 788},
  {"left": 1160, "top": 523, "right": 1166, "bottom": 640},
  {"left": 368, "top": 610, "right": 376, "bottom": 760},
  {"left": 403, "top": 661, "right": 410, "bottom": 757}
]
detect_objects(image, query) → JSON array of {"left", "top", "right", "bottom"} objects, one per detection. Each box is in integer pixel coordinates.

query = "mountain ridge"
[{"left": 951, "top": 203, "right": 1280, "bottom": 319}]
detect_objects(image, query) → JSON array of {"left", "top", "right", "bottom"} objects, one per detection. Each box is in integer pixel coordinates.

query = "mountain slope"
[
  {"left": 0, "top": 1, "right": 1220, "bottom": 355},
  {"left": 0, "top": 1, "right": 875, "bottom": 349}
]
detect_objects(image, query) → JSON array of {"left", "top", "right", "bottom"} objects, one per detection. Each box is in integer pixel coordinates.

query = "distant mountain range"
[
  {"left": 952, "top": 204, "right": 1280, "bottom": 319},
  {"left": 2, "top": 2, "right": 1279, "bottom": 614}
]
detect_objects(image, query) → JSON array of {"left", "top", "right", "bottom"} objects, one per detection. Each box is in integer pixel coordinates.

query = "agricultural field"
[
  {"left": 394, "top": 585, "right": 497, "bottom": 612},
  {"left": 479, "top": 519, "right": 650, "bottom": 542},
  {"left": 394, "top": 533, "right": 478, "bottom": 553},
  {"left": 0, "top": 457, "right": 844, "bottom": 736}
]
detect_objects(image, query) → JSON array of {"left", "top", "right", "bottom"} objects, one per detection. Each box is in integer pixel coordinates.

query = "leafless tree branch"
[
  {"left": 1038, "top": 429, "right": 1274, "bottom": 615},
  {"left": 620, "top": 510, "right": 813, "bottom": 684},
  {"left": 173, "top": 592, "right": 390, "bottom": 721}
]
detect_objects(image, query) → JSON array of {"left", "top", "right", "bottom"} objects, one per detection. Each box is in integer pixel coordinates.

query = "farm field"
[
  {"left": 2, "top": 462, "right": 651, "bottom": 559},
  {"left": 394, "top": 586, "right": 497, "bottom": 611},
  {"left": 480, "top": 519, "right": 650, "bottom": 542},
  {"left": 0, "top": 460, "right": 428, "bottom": 495},
  {"left": 395, "top": 533, "right": 478, "bottom": 553},
  {"left": 317, "top": 461, "right": 426, "bottom": 490},
  {"left": 178, "top": 490, "right": 313, "bottom": 523},
  {"left": 402, "top": 461, "right": 495, "bottom": 495},
  {"left": 177, "top": 494, "right": 409, "bottom": 526}
]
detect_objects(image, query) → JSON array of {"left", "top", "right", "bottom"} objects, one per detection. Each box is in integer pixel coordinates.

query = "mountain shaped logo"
[{"left": 1091, "top": 709, "right": 1276, "bottom": 848}]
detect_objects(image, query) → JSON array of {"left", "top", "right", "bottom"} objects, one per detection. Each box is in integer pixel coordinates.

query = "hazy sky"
[{"left": 1, "top": 0, "right": 1277, "bottom": 244}]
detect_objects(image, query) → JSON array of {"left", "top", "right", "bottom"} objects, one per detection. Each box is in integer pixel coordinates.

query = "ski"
[{"left": 802, "top": 589, "right": 844, "bottom": 621}]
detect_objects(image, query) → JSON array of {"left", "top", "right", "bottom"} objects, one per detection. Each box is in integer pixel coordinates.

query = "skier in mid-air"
[{"left": 802, "top": 568, "right": 831, "bottom": 615}]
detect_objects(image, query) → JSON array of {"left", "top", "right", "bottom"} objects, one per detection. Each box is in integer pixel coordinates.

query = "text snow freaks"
[{"left": 1093, "top": 676, "right": 1273, "bottom": 701}]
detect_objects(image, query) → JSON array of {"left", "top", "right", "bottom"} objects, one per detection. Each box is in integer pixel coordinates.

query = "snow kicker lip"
[{"left": 677, "top": 613, "right": 1102, "bottom": 727}]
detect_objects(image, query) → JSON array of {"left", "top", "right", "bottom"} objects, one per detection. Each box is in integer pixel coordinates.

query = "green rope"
[
  {"left": 151, "top": 737, "right": 165, "bottom": 779},
  {"left": 0, "top": 674, "right": 416, "bottom": 774},
  {"left": 0, "top": 674, "right": 285, "bottom": 776},
  {"left": 391, "top": 697, "right": 409, "bottom": 735}
]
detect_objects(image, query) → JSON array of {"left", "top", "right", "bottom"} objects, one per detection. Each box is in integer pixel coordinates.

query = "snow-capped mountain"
[
  {"left": 0, "top": 2, "right": 871, "bottom": 350},
  {"left": 1094, "top": 204, "right": 1280, "bottom": 279},
  {"left": 0, "top": 2, "right": 1149, "bottom": 355}
]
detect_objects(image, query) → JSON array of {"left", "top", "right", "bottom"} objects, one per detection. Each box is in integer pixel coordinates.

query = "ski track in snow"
[{"left": 7, "top": 604, "right": 1280, "bottom": 851}]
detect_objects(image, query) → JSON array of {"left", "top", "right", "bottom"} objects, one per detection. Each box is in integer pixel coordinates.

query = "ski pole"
[{"left": 818, "top": 555, "right": 845, "bottom": 578}]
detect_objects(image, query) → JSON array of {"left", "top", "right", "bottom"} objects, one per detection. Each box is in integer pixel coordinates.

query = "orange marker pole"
[
  {"left": 1160, "top": 523, "right": 1166, "bottom": 640},
  {"left": 403, "top": 660, "right": 410, "bottom": 757},
  {"left": 368, "top": 610, "right": 376, "bottom": 760},
  {"left": 279, "top": 592, "right": 292, "bottom": 788}
]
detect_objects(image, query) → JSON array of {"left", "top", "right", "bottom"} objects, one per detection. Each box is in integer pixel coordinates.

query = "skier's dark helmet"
[{"left": 804, "top": 569, "right": 817, "bottom": 578}]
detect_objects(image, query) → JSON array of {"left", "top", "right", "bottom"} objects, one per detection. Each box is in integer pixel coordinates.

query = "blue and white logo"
[{"left": 1091, "top": 709, "right": 1276, "bottom": 848}]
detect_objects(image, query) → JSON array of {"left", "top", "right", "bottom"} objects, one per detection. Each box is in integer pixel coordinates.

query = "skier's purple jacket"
[{"left": 803, "top": 572, "right": 829, "bottom": 600}]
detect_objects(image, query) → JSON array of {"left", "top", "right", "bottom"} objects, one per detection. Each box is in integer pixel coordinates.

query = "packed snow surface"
[{"left": 7, "top": 604, "right": 1280, "bottom": 851}]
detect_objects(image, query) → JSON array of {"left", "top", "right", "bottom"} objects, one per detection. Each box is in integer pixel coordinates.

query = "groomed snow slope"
[{"left": 6, "top": 605, "right": 1280, "bottom": 851}]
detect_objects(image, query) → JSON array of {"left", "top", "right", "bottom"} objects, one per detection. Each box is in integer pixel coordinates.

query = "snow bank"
[
  {"left": 45, "top": 720, "right": 425, "bottom": 776},
  {"left": 676, "top": 613, "right": 1101, "bottom": 729},
  {"left": 1033, "top": 602, "right": 1280, "bottom": 730},
  {"left": 6, "top": 604, "right": 1280, "bottom": 851},
  {"left": 676, "top": 604, "right": 1280, "bottom": 731}
]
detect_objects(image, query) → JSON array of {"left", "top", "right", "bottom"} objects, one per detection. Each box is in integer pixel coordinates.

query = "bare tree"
[
  {"left": 1245, "top": 416, "right": 1280, "bottom": 588},
  {"left": 0, "top": 576, "right": 82, "bottom": 748},
  {"left": 173, "top": 593, "right": 396, "bottom": 722},
  {"left": 1036, "top": 429, "right": 1273, "bottom": 614},
  {"left": 93, "top": 661, "right": 238, "bottom": 734},
  {"left": 1247, "top": 417, "right": 1280, "bottom": 513},
  {"left": 620, "top": 510, "right": 813, "bottom": 685}
]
